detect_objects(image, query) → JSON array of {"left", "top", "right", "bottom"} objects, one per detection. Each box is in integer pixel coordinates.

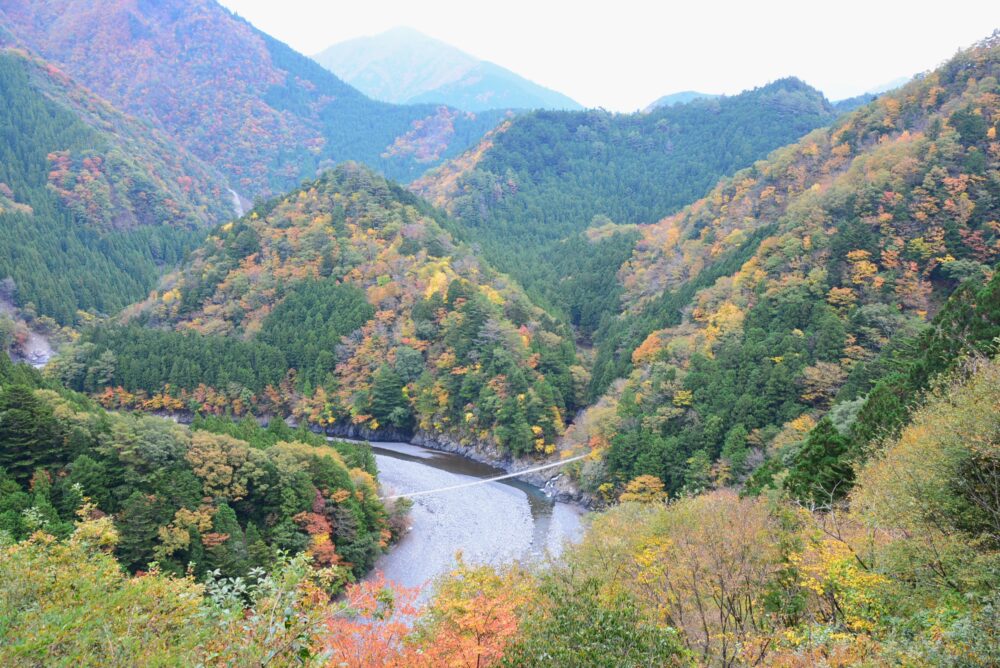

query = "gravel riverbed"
[{"left": 368, "top": 441, "right": 586, "bottom": 594}]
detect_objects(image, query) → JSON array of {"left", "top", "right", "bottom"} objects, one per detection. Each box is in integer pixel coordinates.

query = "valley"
[{"left": 0, "top": 2, "right": 998, "bottom": 665}]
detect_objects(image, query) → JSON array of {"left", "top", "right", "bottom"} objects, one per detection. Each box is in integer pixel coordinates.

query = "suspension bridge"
[{"left": 380, "top": 453, "right": 589, "bottom": 501}]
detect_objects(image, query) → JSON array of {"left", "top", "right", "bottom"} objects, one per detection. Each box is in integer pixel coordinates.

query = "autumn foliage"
[
  {"left": 563, "top": 33, "right": 1000, "bottom": 499},
  {"left": 60, "top": 164, "right": 580, "bottom": 459}
]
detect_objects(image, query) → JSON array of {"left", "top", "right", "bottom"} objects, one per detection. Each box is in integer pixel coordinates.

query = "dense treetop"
[
  {"left": 0, "top": 8, "right": 997, "bottom": 665},
  {"left": 540, "top": 348, "right": 1000, "bottom": 665},
  {"left": 6, "top": 355, "right": 998, "bottom": 665}
]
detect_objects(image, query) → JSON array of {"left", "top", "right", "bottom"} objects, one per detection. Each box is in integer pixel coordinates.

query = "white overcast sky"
[{"left": 218, "top": 0, "right": 999, "bottom": 111}]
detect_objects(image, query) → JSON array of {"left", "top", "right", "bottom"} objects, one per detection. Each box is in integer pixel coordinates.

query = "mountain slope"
[
  {"left": 643, "top": 90, "right": 719, "bottom": 112},
  {"left": 562, "top": 33, "right": 1000, "bottom": 496},
  {"left": 0, "top": 352, "right": 390, "bottom": 589},
  {"left": 313, "top": 27, "right": 581, "bottom": 112},
  {"left": 412, "top": 77, "right": 838, "bottom": 337},
  {"left": 0, "top": 1, "right": 504, "bottom": 196},
  {"left": 56, "top": 165, "right": 582, "bottom": 458},
  {"left": 0, "top": 48, "right": 233, "bottom": 325}
]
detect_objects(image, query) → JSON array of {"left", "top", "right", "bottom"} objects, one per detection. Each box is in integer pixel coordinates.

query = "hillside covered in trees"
[
  {"left": 558, "top": 34, "right": 1000, "bottom": 499},
  {"left": 413, "top": 77, "right": 838, "bottom": 337},
  {"left": 516, "top": 346, "right": 1000, "bottom": 666},
  {"left": 0, "top": 48, "right": 232, "bottom": 325},
  {"left": 0, "top": 0, "right": 506, "bottom": 197},
  {"left": 56, "top": 164, "right": 583, "bottom": 457},
  {"left": 0, "top": 350, "right": 393, "bottom": 592},
  {"left": 6, "top": 351, "right": 998, "bottom": 665}
]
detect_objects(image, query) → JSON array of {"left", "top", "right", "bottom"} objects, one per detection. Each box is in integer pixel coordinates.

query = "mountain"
[
  {"left": 314, "top": 28, "right": 478, "bottom": 104},
  {"left": 55, "top": 164, "right": 582, "bottom": 458},
  {"left": 561, "top": 33, "right": 1000, "bottom": 498},
  {"left": 2, "top": 13, "right": 999, "bottom": 665},
  {"left": 11, "top": 300, "right": 1000, "bottom": 665},
  {"left": 528, "top": 340, "right": 1000, "bottom": 666},
  {"left": 0, "top": 1, "right": 505, "bottom": 197},
  {"left": 643, "top": 90, "right": 719, "bottom": 112},
  {"left": 412, "top": 77, "right": 838, "bottom": 338},
  {"left": 648, "top": 77, "right": 917, "bottom": 116},
  {"left": 405, "top": 60, "right": 583, "bottom": 111},
  {"left": 312, "top": 27, "right": 582, "bottom": 112},
  {"left": 0, "top": 48, "right": 234, "bottom": 326}
]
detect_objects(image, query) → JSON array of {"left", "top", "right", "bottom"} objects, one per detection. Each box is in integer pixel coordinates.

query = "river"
[{"left": 368, "top": 441, "right": 586, "bottom": 594}]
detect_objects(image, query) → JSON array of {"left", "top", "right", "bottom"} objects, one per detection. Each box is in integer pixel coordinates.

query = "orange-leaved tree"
[
  {"left": 409, "top": 559, "right": 533, "bottom": 667},
  {"left": 324, "top": 573, "right": 420, "bottom": 668}
]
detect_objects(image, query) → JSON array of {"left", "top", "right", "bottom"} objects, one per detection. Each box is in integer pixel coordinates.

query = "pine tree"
[
  {"left": 64, "top": 454, "right": 112, "bottom": 511},
  {"left": 369, "top": 365, "right": 412, "bottom": 431},
  {"left": 0, "top": 466, "right": 31, "bottom": 538},
  {"left": 116, "top": 491, "right": 164, "bottom": 571},
  {"left": 784, "top": 418, "right": 854, "bottom": 506},
  {"left": 0, "top": 385, "right": 58, "bottom": 483},
  {"left": 721, "top": 425, "right": 750, "bottom": 474},
  {"left": 206, "top": 502, "right": 249, "bottom": 578},
  {"left": 245, "top": 522, "right": 273, "bottom": 571},
  {"left": 27, "top": 469, "right": 71, "bottom": 537},
  {"left": 180, "top": 526, "right": 207, "bottom": 578}
]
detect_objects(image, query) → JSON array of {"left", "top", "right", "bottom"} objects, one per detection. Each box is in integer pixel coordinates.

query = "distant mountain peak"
[
  {"left": 643, "top": 91, "right": 719, "bottom": 112},
  {"left": 313, "top": 27, "right": 582, "bottom": 112}
]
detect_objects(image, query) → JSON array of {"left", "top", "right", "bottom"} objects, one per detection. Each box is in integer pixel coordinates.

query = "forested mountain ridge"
[
  {"left": 56, "top": 165, "right": 582, "bottom": 458},
  {"left": 313, "top": 27, "right": 582, "bottom": 112},
  {"left": 644, "top": 90, "right": 719, "bottom": 111},
  {"left": 563, "top": 34, "right": 1000, "bottom": 497},
  {"left": 0, "top": 48, "right": 232, "bottom": 326},
  {"left": 0, "top": 0, "right": 505, "bottom": 197},
  {"left": 411, "top": 77, "right": 839, "bottom": 336}
]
